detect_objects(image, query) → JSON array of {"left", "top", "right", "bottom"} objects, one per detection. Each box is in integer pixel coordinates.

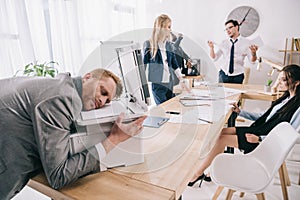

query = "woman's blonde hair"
[
  {"left": 149, "top": 14, "right": 171, "bottom": 59},
  {"left": 90, "top": 68, "right": 123, "bottom": 98}
]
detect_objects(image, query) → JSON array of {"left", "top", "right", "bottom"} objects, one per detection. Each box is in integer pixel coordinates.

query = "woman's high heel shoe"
[
  {"left": 188, "top": 174, "right": 205, "bottom": 187},
  {"left": 188, "top": 173, "right": 212, "bottom": 187},
  {"left": 204, "top": 175, "right": 211, "bottom": 182}
]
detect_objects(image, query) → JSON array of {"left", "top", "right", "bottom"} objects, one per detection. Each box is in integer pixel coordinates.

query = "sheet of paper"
[
  {"left": 251, "top": 36, "right": 264, "bottom": 47},
  {"left": 180, "top": 99, "right": 213, "bottom": 107},
  {"left": 81, "top": 101, "right": 128, "bottom": 120},
  {"left": 182, "top": 89, "right": 211, "bottom": 98},
  {"left": 168, "top": 114, "right": 210, "bottom": 125},
  {"left": 180, "top": 89, "right": 225, "bottom": 100},
  {"left": 168, "top": 115, "right": 199, "bottom": 124},
  {"left": 223, "top": 87, "right": 246, "bottom": 98},
  {"left": 169, "top": 99, "right": 236, "bottom": 125}
]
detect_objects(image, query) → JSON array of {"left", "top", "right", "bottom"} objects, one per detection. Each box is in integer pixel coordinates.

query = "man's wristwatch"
[{"left": 258, "top": 136, "right": 263, "bottom": 143}]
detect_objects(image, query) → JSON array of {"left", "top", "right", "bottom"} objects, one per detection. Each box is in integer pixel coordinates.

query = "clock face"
[{"left": 227, "top": 6, "right": 260, "bottom": 37}]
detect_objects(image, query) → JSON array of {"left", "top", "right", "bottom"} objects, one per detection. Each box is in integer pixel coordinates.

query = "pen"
[
  {"left": 157, "top": 118, "right": 167, "bottom": 126},
  {"left": 166, "top": 111, "right": 180, "bottom": 115},
  {"left": 198, "top": 118, "right": 213, "bottom": 124}
]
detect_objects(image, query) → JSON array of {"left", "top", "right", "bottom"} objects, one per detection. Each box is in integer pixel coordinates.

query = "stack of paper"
[
  {"left": 77, "top": 100, "right": 144, "bottom": 126},
  {"left": 81, "top": 101, "right": 129, "bottom": 120}
]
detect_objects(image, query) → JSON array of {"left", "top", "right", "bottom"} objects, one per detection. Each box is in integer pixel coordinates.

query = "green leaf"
[
  {"left": 17, "top": 61, "right": 59, "bottom": 78},
  {"left": 267, "top": 79, "right": 273, "bottom": 86}
]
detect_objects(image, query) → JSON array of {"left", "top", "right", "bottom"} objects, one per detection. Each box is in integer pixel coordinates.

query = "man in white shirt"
[{"left": 208, "top": 19, "right": 258, "bottom": 83}]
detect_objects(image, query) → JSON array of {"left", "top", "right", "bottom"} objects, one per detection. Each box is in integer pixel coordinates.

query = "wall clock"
[{"left": 227, "top": 6, "right": 260, "bottom": 37}]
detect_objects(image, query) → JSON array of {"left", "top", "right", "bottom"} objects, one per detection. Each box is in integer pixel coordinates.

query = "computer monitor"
[
  {"left": 115, "top": 43, "right": 150, "bottom": 111},
  {"left": 77, "top": 42, "right": 149, "bottom": 125},
  {"left": 81, "top": 41, "right": 150, "bottom": 107}
]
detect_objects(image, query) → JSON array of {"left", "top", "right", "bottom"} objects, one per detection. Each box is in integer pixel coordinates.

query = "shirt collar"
[
  {"left": 72, "top": 76, "right": 83, "bottom": 101},
  {"left": 230, "top": 34, "right": 241, "bottom": 43}
]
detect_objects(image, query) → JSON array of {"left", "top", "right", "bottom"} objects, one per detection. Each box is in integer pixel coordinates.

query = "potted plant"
[
  {"left": 14, "top": 61, "right": 58, "bottom": 77},
  {"left": 264, "top": 78, "right": 273, "bottom": 92}
]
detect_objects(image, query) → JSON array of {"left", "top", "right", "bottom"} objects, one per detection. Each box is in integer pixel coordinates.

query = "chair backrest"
[
  {"left": 242, "top": 67, "right": 250, "bottom": 84},
  {"left": 240, "top": 67, "right": 250, "bottom": 108},
  {"left": 249, "top": 122, "right": 299, "bottom": 178}
]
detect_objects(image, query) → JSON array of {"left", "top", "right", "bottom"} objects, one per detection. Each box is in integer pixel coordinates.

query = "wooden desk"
[
  {"left": 28, "top": 172, "right": 174, "bottom": 200},
  {"left": 223, "top": 83, "right": 279, "bottom": 101},
  {"left": 28, "top": 96, "right": 228, "bottom": 199},
  {"left": 28, "top": 84, "right": 269, "bottom": 200}
]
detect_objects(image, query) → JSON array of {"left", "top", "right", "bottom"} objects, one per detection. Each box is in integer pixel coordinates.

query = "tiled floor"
[
  {"left": 12, "top": 172, "right": 300, "bottom": 200},
  {"left": 182, "top": 178, "right": 300, "bottom": 200}
]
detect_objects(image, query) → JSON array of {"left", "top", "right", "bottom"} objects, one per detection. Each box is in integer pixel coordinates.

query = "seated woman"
[
  {"left": 188, "top": 64, "right": 300, "bottom": 187},
  {"left": 233, "top": 71, "right": 287, "bottom": 121}
]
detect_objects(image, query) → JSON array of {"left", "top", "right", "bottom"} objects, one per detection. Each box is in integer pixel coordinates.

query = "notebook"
[
  {"left": 142, "top": 116, "right": 169, "bottom": 128},
  {"left": 76, "top": 100, "right": 144, "bottom": 126}
]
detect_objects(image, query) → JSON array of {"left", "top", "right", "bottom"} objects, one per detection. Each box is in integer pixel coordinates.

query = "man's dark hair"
[{"left": 225, "top": 19, "right": 240, "bottom": 31}]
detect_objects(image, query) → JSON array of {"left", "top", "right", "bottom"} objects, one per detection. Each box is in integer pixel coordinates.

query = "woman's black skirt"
[{"left": 235, "top": 126, "right": 260, "bottom": 154}]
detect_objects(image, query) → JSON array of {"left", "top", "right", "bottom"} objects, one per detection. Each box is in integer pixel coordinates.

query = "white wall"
[
  {"left": 142, "top": 0, "right": 300, "bottom": 112},
  {"left": 142, "top": 0, "right": 300, "bottom": 84}
]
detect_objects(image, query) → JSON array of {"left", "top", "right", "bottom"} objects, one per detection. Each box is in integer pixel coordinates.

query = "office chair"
[
  {"left": 274, "top": 125, "right": 300, "bottom": 186},
  {"left": 240, "top": 66, "right": 250, "bottom": 110},
  {"left": 242, "top": 67, "right": 251, "bottom": 85},
  {"left": 210, "top": 122, "right": 299, "bottom": 200}
]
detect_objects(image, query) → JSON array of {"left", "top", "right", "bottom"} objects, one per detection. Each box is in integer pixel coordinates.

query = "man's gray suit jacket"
[{"left": 0, "top": 74, "right": 100, "bottom": 200}]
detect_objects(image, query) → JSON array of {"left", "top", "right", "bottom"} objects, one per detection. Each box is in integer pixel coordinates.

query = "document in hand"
[
  {"left": 70, "top": 42, "right": 149, "bottom": 167},
  {"left": 77, "top": 100, "right": 144, "bottom": 126},
  {"left": 70, "top": 99, "right": 146, "bottom": 168}
]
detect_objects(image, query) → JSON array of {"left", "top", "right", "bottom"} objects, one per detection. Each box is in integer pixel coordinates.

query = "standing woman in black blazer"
[{"left": 143, "top": 14, "right": 188, "bottom": 105}]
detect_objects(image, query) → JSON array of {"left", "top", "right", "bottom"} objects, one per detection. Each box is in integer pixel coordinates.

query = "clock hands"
[
  {"left": 228, "top": 6, "right": 259, "bottom": 37},
  {"left": 239, "top": 7, "right": 252, "bottom": 26}
]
